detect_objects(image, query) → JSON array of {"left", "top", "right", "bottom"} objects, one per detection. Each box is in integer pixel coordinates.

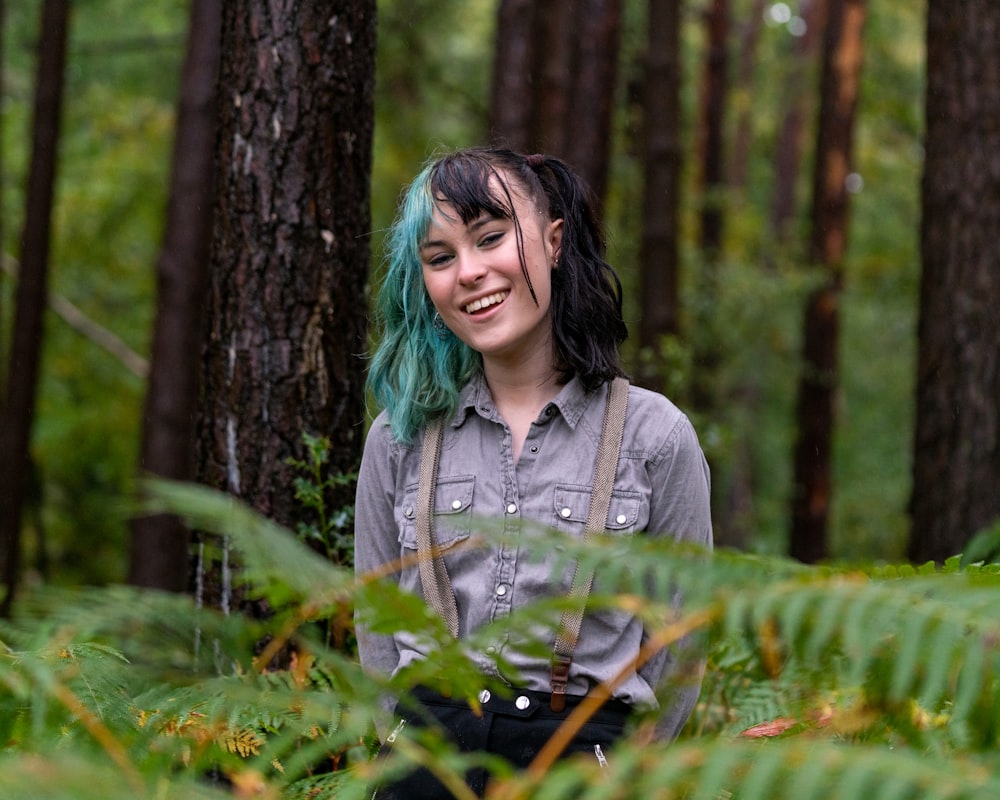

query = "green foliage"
[
  {"left": 2, "top": 0, "right": 187, "bottom": 585},
  {"left": 3, "top": 482, "right": 998, "bottom": 799},
  {"left": 287, "top": 432, "right": 358, "bottom": 568}
]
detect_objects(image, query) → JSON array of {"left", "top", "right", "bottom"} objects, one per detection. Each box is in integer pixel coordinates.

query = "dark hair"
[
  {"left": 367, "top": 147, "right": 627, "bottom": 441},
  {"left": 429, "top": 147, "right": 627, "bottom": 389}
]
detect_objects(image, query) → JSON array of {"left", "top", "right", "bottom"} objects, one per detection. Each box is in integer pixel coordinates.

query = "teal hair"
[{"left": 366, "top": 163, "right": 480, "bottom": 443}]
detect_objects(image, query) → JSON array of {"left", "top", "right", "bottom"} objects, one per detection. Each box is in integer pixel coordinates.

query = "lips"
[{"left": 463, "top": 291, "right": 509, "bottom": 314}]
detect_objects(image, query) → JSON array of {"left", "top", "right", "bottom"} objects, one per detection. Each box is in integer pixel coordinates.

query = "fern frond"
[{"left": 503, "top": 738, "right": 1000, "bottom": 800}]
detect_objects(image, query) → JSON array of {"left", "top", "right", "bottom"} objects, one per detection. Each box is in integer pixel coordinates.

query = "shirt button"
[
  {"left": 495, "top": 584, "right": 508, "bottom": 597},
  {"left": 515, "top": 695, "right": 531, "bottom": 710},
  {"left": 479, "top": 690, "right": 491, "bottom": 704},
  {"left": 451, "top": 499, "right": 462, "bottom": 510},
  {"left": 506, "top": 503, "right": 517, "bottom": 514},
  {"left": 616, "top": 514, "right": 627, "bottom": 525},
  {"left": 486, "top": 646, "right": 496, "bottom": 655},
  {"left": 404, "top": 506, "right": 414, "bottom": 518},
  {"left": 560, "top": 507, "right": 572, "bottom": 518}
]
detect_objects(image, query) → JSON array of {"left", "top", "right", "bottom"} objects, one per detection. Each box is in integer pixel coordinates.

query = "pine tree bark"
[
  {"left": 636, "top": 0, "right": 682, "bottom": 394},
  {"left": 127, "top": 0, "right": 222, "bottom": 592},
  {"left": 0, "top": 0, "right": 70, "bottom": 616},
  {"left": 194, "top": 1, "right": 375, "bottom": 606},
  {"left": 909, "top": 0, "right": 1000, "bottom": 563},
  {"left": 789, "top": 0, "right": 866, "bottom": 564}
]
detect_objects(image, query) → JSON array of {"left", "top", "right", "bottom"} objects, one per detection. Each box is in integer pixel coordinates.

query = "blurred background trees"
[{"left": 0, "top": 0, "right": 997, "bottom": 599}]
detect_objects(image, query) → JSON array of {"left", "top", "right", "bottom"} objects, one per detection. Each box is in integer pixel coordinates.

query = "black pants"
[{"left": 371, "top": 687, "right": 630, "bottom": 799}]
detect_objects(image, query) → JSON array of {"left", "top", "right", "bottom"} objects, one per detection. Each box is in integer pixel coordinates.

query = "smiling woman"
[{"left": 355, "top": 147, "right": 713, "bottom": 799}]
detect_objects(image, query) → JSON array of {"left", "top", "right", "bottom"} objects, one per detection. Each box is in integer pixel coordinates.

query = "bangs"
[{"left": 429, "top": 153, "right": 516, "bottom": 224}]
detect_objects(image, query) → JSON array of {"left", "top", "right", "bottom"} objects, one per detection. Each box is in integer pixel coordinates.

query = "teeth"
[{"left": 465, "top": 291, "right": 508, "bottom": 314}]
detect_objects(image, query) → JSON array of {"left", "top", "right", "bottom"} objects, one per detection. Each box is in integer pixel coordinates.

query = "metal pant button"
[
  {"left": 478, "top": 690, "right": 491, "bottom": 704},
  {"left": 515, "top": 695, "right": 531, "bottom": 710}
]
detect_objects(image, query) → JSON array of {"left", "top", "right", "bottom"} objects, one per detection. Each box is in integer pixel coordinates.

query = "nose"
[{"left": 456, "top": 250, "right": 487, "bottom": 286}]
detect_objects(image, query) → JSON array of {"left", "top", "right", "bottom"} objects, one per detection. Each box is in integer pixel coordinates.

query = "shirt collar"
[{"left": 453, "top": 371, "right": 595, "bottom": 429}]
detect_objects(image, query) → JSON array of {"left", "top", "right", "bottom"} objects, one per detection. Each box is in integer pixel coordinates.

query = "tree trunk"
[
  {"left": 563, "top": 0, "right": 623, "bottom": 204},
  {"left": 490, "top": 0, "right": 538, "bottom": 151},
  {"left": 698, "top": 0, "right": 729, "bottom": 257},
  {"left": 636, "top": 0, "right": 682, "bottom": 394},
  {"left": 490, "top": 0, "right": 621, "bottom": 206},
  {"left": 729, "top": 0, "right": 767, "bottom": 189},
  {"left": 770, "top": 0, "right": 826, "bottom": 241},
  {"left": 690, "top": 0, "right": 729, "bottom": 422},
  {"left": 789, "top": 0, "right": 866, "bottom": 564},
  {"left": 0, "top": 0, "right": 6, "bottom": 395},
  {"left": 533, "top": 0, "right": 575, "bottom": 156},
  {"left": 127, "top": 0, "right": 222, "bottom": 593},
  {"left": 194, "top": 1, "right": 375, "bottom": 608},
  {"left": 0, "top": 0, "right": 70, "bottom": 617},
  {"left": 909, "top": 0, "right": 1000, "bottom": 563}
]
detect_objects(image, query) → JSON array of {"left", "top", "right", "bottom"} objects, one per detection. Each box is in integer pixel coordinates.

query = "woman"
[{"left": 355, "top": 147, "right": 712, "bottom": 797}]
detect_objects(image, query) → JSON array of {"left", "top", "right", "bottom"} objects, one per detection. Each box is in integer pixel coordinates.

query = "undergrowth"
[{"left": 1, "top": 481, "right": 998, "bottom": 799}]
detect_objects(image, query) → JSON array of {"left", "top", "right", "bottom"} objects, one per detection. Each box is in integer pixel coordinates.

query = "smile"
[{"left": 464, "top": 291, "right": 509, "bottom": 314}]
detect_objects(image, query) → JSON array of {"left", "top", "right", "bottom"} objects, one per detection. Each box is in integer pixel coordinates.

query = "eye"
[
  {"left": 478, "top": 231, "right": 504, "bottom": 248},
  {"left": 422, "top": 249, "right": 454, "bottom": 268}
]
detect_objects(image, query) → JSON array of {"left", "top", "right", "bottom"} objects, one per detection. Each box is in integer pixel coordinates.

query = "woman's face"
[{"left": 419, "top": 174, "right": 563, "bottom": 369}]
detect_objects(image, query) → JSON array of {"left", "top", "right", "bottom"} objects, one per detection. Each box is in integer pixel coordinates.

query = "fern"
[{"left": 1, "top": 480, "right": 997, "bottom": 799}]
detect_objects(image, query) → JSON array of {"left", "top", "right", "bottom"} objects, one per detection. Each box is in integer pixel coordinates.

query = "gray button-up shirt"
[{"left": 355, "top": 373, "right": 713, "bottom": 739}]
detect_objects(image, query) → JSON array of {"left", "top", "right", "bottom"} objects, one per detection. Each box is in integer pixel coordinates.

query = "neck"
[{"left": 482, "top": 350, "right": 561, "bottom": 414}]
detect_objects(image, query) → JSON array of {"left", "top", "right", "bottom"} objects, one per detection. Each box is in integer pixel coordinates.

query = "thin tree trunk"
[
  {"left": 491, "top": 0, "right": 620, "bottom": 210},
  {"left": 533, "top": 0, "right": 575, "bottom": 155},
  {"left": 909, "top": 0, "right": 1000, "bottom": 563},
  {"left": 128, "top": 0, "right": 222, "bottom": 592},
  {"left": 0, "top": 0, "right": 70, "bottom": 617},
  {"left": 770, "top": 0, "right": 826, "bottom": 241},
  {"left": 690, "top": 0, "right": 729, "bottom": 426},
  {"left": 729, "top": 0, "right": 767, "bottom": 189},
  {"left": 490, "top": 0, "right": 538, "bottom": 150},
  {"left": 0, "top": 0, "right": 6, "bottom": 396},
  {"left": 698, "top": 0, "right": 729, "bottom": 256},
  {"left": 636, "top": 0, "right": 682, "bottom": 395},
  {"left": 789, "top": 0, "right": 866, "bottom": 564},
  {"left": 563, "top": 0, "right": 623, "bottom": 204}
]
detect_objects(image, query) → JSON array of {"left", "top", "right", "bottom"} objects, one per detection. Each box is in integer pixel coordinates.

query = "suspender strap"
[
  {"left": 415, "top": 377, "right": 630, "bottom": 706},
  {"left": 550, "top": 377, "right": 629, "bottom": 710},
  {"left": 415, "top": 417, "right": 460, "bottom": 638}
]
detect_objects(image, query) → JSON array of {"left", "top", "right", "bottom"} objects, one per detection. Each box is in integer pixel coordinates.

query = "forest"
[{"left": 0, "top": 0, "right": 999, "bottom": 798}]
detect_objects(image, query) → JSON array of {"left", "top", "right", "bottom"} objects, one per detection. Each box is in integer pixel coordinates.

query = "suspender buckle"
[{"left": 550, "top": 656, "right": 571, "bottom": 711}]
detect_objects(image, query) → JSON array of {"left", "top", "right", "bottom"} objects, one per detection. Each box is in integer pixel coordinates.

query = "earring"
[{"left": 433, "top": 311, "right": 450, "bottom": 338}]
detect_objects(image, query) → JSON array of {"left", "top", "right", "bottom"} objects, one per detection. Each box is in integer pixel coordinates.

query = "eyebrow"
[{"left": 419, "top": 214, "right": 499, "bottom": 251}]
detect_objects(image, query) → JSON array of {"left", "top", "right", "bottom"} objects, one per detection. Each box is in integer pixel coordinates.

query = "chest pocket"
[
  {"left": 552, "top": 485, "right": 642, "bottom": 535},
  {"left": 399, "top": 475, "right": 475, "bottom": 550}
]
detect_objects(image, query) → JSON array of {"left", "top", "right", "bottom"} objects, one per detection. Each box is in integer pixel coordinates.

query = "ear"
[{"left": 547, "top": 218, "right": 564, "bottom": 266}]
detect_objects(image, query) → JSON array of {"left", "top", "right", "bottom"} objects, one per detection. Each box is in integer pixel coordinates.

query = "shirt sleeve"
[
  {"left": 353, "top": 416, "right": 403, "bottom": 682},
  {"left": 637, "top": 412, "right": 713, "bottom": 741}
]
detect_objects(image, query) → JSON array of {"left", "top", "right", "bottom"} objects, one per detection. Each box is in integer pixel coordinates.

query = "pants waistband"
[{"left": 407, "top": 685, "right": 632, "bottom": 726}]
